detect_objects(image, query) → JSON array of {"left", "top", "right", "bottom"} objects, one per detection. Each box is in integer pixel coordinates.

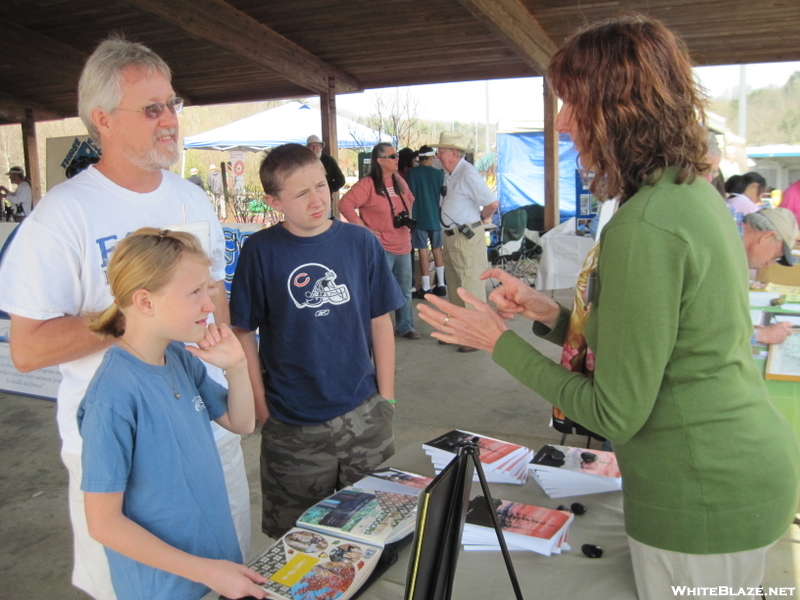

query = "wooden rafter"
[
  {"left": 1, "top": 21, "right": 88, "bottom": 87},
  {"left": 0, "top": 92, "right": 66, "bottom": 124},
  {"left": 455, "top": 0, "right": 557, "bottom": 74},
  {"left": 121, "top": 0, "right": 361, "bottom": 95}
]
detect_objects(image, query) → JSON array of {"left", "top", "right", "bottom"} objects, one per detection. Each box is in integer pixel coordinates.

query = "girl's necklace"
[{"left": 119, "top": 339, "right": 181, "bottom": 399}]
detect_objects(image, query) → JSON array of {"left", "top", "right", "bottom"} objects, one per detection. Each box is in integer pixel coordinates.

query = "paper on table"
[
  {"left": 749, "top": 292, "right": 782, "bottom": 307},
  {"left": 774, "top": 315, "right": 800, "bottom": 326}
]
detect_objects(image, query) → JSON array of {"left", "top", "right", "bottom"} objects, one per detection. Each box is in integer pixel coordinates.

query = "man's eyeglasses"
[
  {"left": 379, "top": 154, "right": 398, "bottom": 160},
  {"left": 117, "top": 97, "right": 184, "bottom": 119}
]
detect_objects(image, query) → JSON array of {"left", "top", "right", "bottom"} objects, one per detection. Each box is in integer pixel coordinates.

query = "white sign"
[{"left": 0, "top": 318, "right": 62, "bottom": 400}]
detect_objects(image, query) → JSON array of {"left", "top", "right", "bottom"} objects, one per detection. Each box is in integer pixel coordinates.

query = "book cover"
[
  {"left": 465, "top": 496, "right": 571, "bottom": 540},
  {"left": 355, "top": 468, "right": 432, "bottom": 497},
  {"left": 248, "top": 528, "right": 382, "bottom": 600},
  {"left": 296, "top": 487, "right": 419, "bottom": 546},
  {"left": 424, "top": 429, "right": 525, "bottom": 466},
  {"left": 530, "top": 444, "right": 621, "bottom": 479},
  {"left": 463, "top": 496, "right": 573, "bottom": 556}
]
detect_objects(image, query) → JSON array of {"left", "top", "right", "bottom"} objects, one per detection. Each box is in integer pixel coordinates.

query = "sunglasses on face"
[
  {"left": 379, "top": 154, "right": 398, "bottom": 159},
  {"left": 117, "top": 97, "right": 184, "bottom": 119}
]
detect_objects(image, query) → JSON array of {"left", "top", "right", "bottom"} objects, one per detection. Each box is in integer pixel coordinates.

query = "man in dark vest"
[{"left": 307, "top": 135, "right": 345, "bottom": 194}]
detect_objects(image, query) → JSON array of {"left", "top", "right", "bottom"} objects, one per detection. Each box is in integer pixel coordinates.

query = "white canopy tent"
[{"left": 183, "top": 101, "right": 390, "bottom": 152}]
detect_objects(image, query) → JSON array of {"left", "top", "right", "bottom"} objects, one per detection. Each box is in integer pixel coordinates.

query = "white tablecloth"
[{"left": 221, "top": 444, "right": 637, "bottom": 600}]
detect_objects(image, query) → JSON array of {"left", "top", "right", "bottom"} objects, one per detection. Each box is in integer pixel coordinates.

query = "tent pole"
[{"left": 543, "top": 81, "right": 559, "bottom": 231}]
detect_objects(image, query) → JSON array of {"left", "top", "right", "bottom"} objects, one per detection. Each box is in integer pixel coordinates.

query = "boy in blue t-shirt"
[{"left": 230, "top": 143, "right": 405, "bottom": 538}]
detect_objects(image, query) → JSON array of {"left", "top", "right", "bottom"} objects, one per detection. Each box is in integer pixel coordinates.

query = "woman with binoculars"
[{"left": 340, "top": 143, "right": 421, "bottom": 340}]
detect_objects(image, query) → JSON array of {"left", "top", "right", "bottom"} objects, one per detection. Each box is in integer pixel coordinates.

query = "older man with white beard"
[
  {"left": 307, "top": 134, "right": 345, "bottom": 194},
  {"left": 0, "top": 37, "right": 250, "bottom": 599}
]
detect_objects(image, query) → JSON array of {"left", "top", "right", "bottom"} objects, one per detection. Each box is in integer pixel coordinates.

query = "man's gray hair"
[
  {"left": 455, "top": 149, "right": 467, "bottom": 159},
  {"left": 744, "top": 211, "right": 781, "bottom": 240},
  {"left": 78, "top": 36, "right": 172, "bottom": 145},
  {"left": 706, "top": 131, "right": 721, "bottom": 158}
]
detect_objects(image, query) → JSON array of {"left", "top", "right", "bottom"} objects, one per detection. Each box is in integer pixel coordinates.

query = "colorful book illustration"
[
  {"left": 248, "top": 528, "right": 382, "bottom": 600},
  {"left": 296, "top": 487, "right": 419, "bottom": 546},
  {"left": 528, "top": 444, "right": 622, "bottom": 498},
  {"left": 423, "top": 430, "right": 533, "bottom": 484},
  {"left": 461, "top": 496, "right": 574, "bottom": 556},
  {"left": 248, "top": 474, "right": 424, "bottom": 600}
]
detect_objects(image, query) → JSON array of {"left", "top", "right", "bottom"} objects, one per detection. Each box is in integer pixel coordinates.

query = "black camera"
[
  {"left": 457, "top": 222, "right": 475, "bottom": 239},
  {"left": 393, "top": 209, "right": 417, "bottom": 230}
]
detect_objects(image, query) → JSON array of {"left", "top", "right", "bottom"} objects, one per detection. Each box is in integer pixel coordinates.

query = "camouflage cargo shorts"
[{"left": 259, "top": 393, "right": 395, "bottom": 539}]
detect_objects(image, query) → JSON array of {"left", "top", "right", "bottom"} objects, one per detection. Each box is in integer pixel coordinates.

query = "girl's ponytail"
[{"left": 88, "top": 303, "right": 127, "bottom": 338}]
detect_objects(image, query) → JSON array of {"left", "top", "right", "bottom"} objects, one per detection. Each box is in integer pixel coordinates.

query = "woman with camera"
[{"left": 340, "top": 143, "right": 420, "bottom": 339}]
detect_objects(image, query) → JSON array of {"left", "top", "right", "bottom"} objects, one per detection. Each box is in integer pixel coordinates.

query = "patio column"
[
  {"left": 320, "top": 76, "right": 340, "bottom": 216},
  {"left": 543, "top": 81, "right": 559, "bottom": 231},
  {"left": 22, "top": 109, "right": 42, "bottom": 205}
]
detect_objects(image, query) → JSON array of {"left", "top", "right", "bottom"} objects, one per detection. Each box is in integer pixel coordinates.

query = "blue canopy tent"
[
  {"left": 496, "top": 131, "right": 579, "bottom": 222},
  {"left": 183, "top": 101, "right": 390, "bottom": 151}
]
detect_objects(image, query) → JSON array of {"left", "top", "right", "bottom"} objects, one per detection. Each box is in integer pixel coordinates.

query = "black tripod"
[{"left": 458, "top": 441, "right": 525, "bottom": 600}]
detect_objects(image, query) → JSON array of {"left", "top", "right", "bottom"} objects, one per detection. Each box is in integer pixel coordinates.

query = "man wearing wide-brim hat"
[
  {"left": 430, "top": 131, "right": 498, "bottom": 352},
  {"left": 307, "top": 134, "right": 345, "bottom": 195},
  {"left": 0, "top": 165, "right": 33, "bottom": 219}
]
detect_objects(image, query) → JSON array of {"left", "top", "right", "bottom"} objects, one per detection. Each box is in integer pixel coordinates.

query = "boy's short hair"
[{"left": 259, "top": 143, "right": 322, "bottom": 197}]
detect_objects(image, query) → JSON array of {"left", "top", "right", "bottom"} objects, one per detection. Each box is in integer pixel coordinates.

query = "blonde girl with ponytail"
[{"left": 78, "top": 228, "right": 266, "bottom": 600}]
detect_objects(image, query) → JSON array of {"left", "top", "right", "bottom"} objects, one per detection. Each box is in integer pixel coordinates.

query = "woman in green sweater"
[{"left": 418, "top": 14, "right": 800, "bottom": 600}]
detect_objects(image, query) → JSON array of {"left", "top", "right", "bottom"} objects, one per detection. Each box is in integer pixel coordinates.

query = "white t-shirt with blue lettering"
[{"left": 0, "top": 165, "right": 225, "bottom": 454}]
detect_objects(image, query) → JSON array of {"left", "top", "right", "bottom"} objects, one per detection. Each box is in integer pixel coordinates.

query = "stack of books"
[
  {"left": 246, "top": 468, "right": 430, "bottom": 600},
  {"left": 528, "top": 444, "right": 622, "bottom": 498},
  {"left": 423, "top": 430, "right": 533, "bottom": 484},
  {"left": 461, "top": 496, "right": 573, "bottom": 556}
]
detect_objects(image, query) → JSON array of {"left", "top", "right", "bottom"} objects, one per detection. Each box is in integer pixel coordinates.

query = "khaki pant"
[
  {"left": 628, "top": 535, "right": 770, "bottom": 600},
  {"left": 442, "top": 225, "right": 489, "bottom": 308}
]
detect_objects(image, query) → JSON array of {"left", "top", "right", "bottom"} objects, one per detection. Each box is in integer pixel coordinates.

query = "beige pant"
[
  {"left": 63, "top": 429, "right": 250, "bottom": 599},
  {"left": 628, "top": 535, "right": 770, "bottom": 600},
  {"left": 442, "top": 225, "right": 488, "bottom": 308}
]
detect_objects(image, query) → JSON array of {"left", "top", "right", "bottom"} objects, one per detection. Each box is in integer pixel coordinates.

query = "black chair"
[{"left": 487, "top": 207, "right": 542, "bottom": 286}]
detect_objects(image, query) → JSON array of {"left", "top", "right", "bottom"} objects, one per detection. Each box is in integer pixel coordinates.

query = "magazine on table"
[
  {"left": 247, "top": 528, "right": 383, "bottom": 600},
  {"left": 461, "top": 496, "right": 574, "bottom": 556},
  {"left": 247, "top": 472, "right": 424, "bottom": 600}
]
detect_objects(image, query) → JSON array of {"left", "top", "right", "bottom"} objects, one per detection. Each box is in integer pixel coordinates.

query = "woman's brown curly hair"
[{"left": 547, "top": 13, "right": 710, "bottom": 203}]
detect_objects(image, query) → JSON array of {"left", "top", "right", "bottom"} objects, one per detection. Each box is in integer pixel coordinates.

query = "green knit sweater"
[{"left": 494, "top": 169, "right": 800, "bottom": 554}]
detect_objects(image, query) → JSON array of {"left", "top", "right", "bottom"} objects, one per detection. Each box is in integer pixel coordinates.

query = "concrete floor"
[{"left": 1, "top": 289, "right": 799, "bottom": 599}]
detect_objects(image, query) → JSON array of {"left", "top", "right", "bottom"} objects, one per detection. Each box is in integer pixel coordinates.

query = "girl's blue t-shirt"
[{"left": 78, "top": 342, "right": 241, "bottom": 600}]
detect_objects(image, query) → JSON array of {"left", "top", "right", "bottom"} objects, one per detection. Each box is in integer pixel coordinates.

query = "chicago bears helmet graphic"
[{"left": 288, "top": 263, "right": 351, "bottom": 309}]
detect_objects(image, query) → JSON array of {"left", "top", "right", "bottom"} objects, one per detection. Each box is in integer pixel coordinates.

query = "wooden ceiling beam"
[
  {"left": 121, "top": 0, "right": 361, "bottom": 95},
  {"left": 0, "top": 92, "right": 67, "bottom": 124},
  {"left": 455, "top": 0, "right": 557, "bottom": 74},
  {"left": 0, "top": 21, "right": 88, "bottom": 87}
]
